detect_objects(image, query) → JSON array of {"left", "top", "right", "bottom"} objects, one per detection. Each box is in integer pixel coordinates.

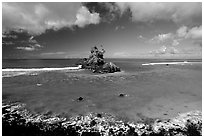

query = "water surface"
[{"left": 2, "top": 59, "right": 202, "bottom": 122}]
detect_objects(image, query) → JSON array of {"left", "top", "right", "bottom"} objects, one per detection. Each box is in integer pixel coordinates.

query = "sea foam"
[
  {"left": 142, "top": 61, "right": 191, "bottom": 66},
  {"left": 2, "top": 65, "right": 82, "bottom": 78},
  {"left": 2, "top": 65, "right": 82, "bottom": 72}
]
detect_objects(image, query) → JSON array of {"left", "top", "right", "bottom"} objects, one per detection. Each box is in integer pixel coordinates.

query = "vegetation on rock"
[{"left": 77, "top": 46, "right": 120, "bottom": 73}]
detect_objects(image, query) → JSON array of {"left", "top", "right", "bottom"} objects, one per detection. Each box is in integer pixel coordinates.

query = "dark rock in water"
[
  {"left": 97, "top": 113, "right": 102, "bottom": 118},
  {"left": 77, "top": 97, "right": 84, "bottom": 101},
  {"left": 119, "top": 93, "right": 127, "bottom": 97},
  {"left": 76, "top": 46, "right": 120, "bottom": 73}
]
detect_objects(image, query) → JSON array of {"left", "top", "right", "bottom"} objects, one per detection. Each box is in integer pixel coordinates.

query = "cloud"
[
  {"left": 154, "top": 45, "right": 167, "bottom": 54},
  {"left": 115, "top": 2, "right": 201, "bottom": 26},
  {"left": 150, "top": 33, "right": 180, "bottom": 47},
  {"left": 113, "top": 52, "right": 130, "bottom": 57},
  {"left": 193, "top": 39, "right": 202, "bottom": 47},
  {"left": 168, "top": 47, "right": 179, "bottom": 54},
  {"left": 138, "top": 35, "right": 144, "bottom": 39},
  {"left": 115, "top": 26, "right": 119, "bottom": 31},
  {"left": 16, "top": 41, "right": 43, "bottom": 51},
  {"left": 2, "top": 41, "right": 14, "bottom": 45},
  {"left": 83, "top": 2, "right": 120, "bottom": 22},
  {"left": 177, "top": 26, "right": 188, "bottom": 37},
  {"left": 2, "top": 33, "right": 17, "bottom": 39},
  {"left": 16, "top": 46, "right": 36, "bottom": 51},
  {"left": 150, "top": 46, "right": 201, "bottom": 58},
  {"left": 151, "top": 33, "right": 173, "bottom": 43},
  {"left": 177, "top": 25, "right": 202, "bottom": 46},
  {"left": 75, "top": 6, "right": 100, "bottom": 28},
  {"left": 172, "top": 40, "right": 179, "bottom": 46},
  {"left": 137, "top": 35, "right": 149, "bottom": 41},
  {"left": 2, "top": 3, "right": 101, "bottom": 35},
  {"left": 150, "top": 25, "right": 201, "bottom": 47},
  {"left": 150, "top": 45, "right": 179, "bottom": 56},
  {"left": 115, "top": 25, "right": 125, "bottom": 31},
  {"left": 40, "top": 52, "right": 66, "bottom": 56},
  {"left": 185, "top": 26, "right": 202, "bottom": 39},
  {"left": 40, "top": 51, "right": 87, "bottom": 58},
  {"left": 3, "top": 31, "right": 43, "bottom": 52}
]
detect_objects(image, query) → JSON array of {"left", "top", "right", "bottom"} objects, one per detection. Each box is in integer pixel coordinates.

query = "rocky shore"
[{"left": 2, "top": 101, "right": 202, "bottom": 136}]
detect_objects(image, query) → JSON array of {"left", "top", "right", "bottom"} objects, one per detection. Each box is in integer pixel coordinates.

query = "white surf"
[
  {"left": 142, "top": 61, "right": 191, "bottom": 66},
  {"left": 2, "top": 65, "right": 82, "bottom": 78}
]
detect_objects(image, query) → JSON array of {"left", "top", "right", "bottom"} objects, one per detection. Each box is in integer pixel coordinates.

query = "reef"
[
  {"left": 2, "top": 102, "right": 202, "bottom": 136},
  {"left": 77, "top": 46, "right": 120, "bottom": 73}
]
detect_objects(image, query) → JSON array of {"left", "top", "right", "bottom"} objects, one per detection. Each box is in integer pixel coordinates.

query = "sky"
[{"left": 2, "top": 2, "right": 202, "bottom": 59}]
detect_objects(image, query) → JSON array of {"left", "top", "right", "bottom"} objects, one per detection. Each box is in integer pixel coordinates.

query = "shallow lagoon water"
[{"left": 2, "top": 59, "right": 202, "bottom": 122}]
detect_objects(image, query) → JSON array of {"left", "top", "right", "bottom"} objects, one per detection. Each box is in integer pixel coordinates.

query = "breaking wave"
[
  {"left": 142, "top": 61, "right": 193, "bottom": 66},
  {"left": 2, "top": 65, "right": 82, "bottom": 78}
]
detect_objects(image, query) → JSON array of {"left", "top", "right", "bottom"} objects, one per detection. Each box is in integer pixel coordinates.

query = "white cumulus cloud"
[
  {"left": 172, "top": 40, "right": 179, "bottom": 46},
  {"left": 186, "top": 26, "right": 202, "bottom": 39},
  {"left": 16, "top": 46, "right": 36, "bottom": 51},
  {"left": 177, "top": 25, "right": 202, "bottom": 46},
  {"left": 150, "top": 25, "right": 202, "bottom": 47},
  {"left": 2, "top": 3, "right": 101, "bottom": 35},
  {"left": 75, "top": 6, "right": 100, "bottom": 28},
  {"left": 116, "top": 2, "right": 201, "bottom": 26},
  {"left": 151, "top": 33, "right": 173, "bottom": 43},
  {"left": 177, "top": 26, "right": 188, "bottom": 38},
  {"left": 150, "top": 45, "right": 179, "bottom": 56}
]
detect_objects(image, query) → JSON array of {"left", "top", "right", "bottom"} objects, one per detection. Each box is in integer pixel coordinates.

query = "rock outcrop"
[{"left": 77, "top": 46, "right": 120, "bottom": 73}]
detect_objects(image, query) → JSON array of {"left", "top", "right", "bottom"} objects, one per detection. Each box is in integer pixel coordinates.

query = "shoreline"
[{"left": 2, "top": 101, "right": 202, "bottom": 136}]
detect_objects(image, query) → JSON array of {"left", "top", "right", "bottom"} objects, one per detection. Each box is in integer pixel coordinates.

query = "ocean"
[{"left": 2, "top": 58, "right": 202, "bottom": 122}]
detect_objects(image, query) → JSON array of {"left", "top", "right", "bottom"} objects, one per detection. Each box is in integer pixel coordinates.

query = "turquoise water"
[{"left": 2, "top": 59, "right": 202, "bottom": 122}]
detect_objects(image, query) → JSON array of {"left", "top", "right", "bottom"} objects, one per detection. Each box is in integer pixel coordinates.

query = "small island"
[{"left": 77, "top": 46, "right": 121, "bottom": 73}]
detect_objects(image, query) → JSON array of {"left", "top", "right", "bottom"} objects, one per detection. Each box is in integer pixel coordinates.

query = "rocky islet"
[{"left": 77, "top": 46, "right": 121, "bottom": 73}]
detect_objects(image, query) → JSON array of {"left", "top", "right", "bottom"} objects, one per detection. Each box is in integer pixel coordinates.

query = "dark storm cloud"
[{"left": 83, "top": 2, "right": 121, "bottom": 23}]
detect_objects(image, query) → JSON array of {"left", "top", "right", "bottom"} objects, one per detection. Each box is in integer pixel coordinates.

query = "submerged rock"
[
  {"left": 118, "top": 93, "right": 126, "bottom": 97},
  {"left": 77, "top": 97, "right": 84, "bottom": 101},
  {"left": 97, "top": 113, "right": 102, "bottom": 118},
  {"left": 76, "top": 46, "right": 120, "bottom": 73}
]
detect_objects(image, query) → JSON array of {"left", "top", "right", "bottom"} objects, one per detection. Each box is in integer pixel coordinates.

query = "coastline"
[{"left": 2, "top": 101, "right": 202, "bottom": 136}]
